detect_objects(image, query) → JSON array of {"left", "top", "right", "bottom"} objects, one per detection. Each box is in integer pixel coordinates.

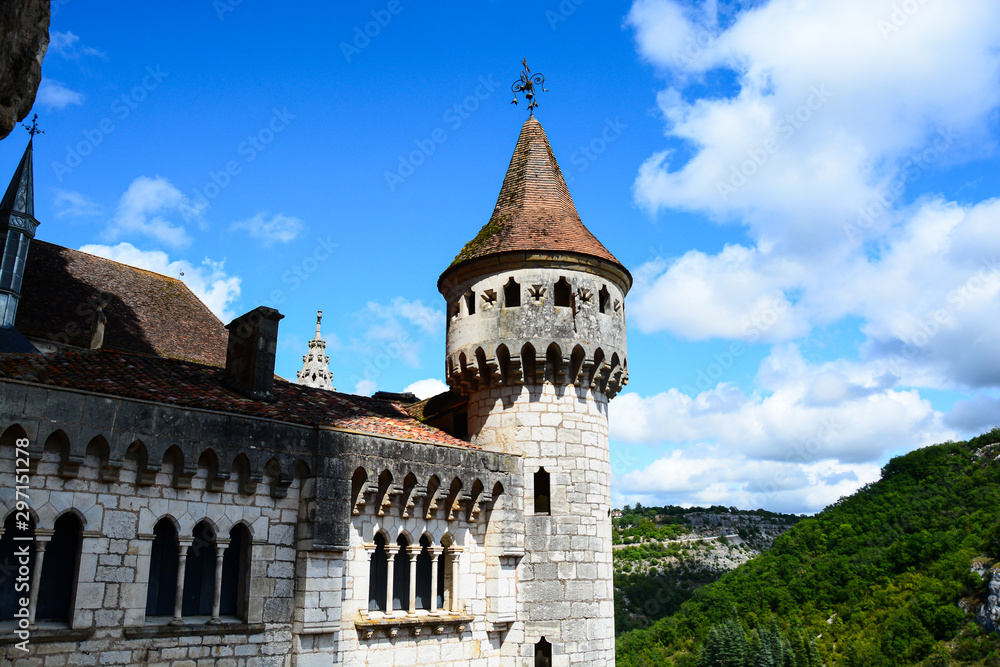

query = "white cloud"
[
  {"left": 229, "top": 212, "right": 304, "bottom": 246},
  {"left": 944, "top": 395, "right": 1000, "bottom": 435},
  {"left": 404, "top": 378, "right": 449, "bottom": 400},
  {"left": 48, "top": 31, "right": 106, "bottom": 60},
  {"left": 611, "top": 345, "right": 952, "bottom": 464},
  {"left": 103, "top": 176, "right": 203, "bottom": 248},
  {"left": 355, "top": 379, "right": 377, "bottom": 396},
  {"left": 53, "top": 189, "right": 102, "bottom": 219},
  {"left": 78, "top": 242, "right": 241, "bottom": 322},
  {"left": 36, "top": 80, "right": 84, "bottom": 109}
]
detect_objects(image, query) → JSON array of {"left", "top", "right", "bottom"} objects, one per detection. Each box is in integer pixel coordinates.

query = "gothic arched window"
[
  {"left": 36, "top": 513, "right": 82, "bottom": 622},
  {"left": 554, "top": 277, "right": 571, "bottom": 307},
  {"left": 536, "top": 637, "right": 553, "bottom": 666},
  {"left": 415, "top": 535, "right": 433, "bottom": 610},
  {"left": 504, "top": 278, "right": 521, "bottom": 307},
  {"left": 368, "top": 534, "right": 388, "bottom": 612},
  {"left": 146, "top": 519, "right": 179, "bottom": 617},
  {"left": 392, "top": 536, "right": 410, "bottom": 611},
  {"left": 183, "top": 521, "right": 217, "bottom": 616},
  {"left": 534, "top": 467, "right": 551, "bottom": 515},
  {"left": 220, "top": 524, "right": 251, "bottom": 619}
]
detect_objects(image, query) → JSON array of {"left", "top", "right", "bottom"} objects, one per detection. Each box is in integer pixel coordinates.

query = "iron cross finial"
[
  {"left": 511, "top": 58, "right": 547, "bottom": 115},
  {"left": 22, "top": 114, "right": 43, "bottom": 138}
]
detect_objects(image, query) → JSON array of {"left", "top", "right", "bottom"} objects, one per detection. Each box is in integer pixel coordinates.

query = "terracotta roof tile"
[
  {"left": 15, "top": 240, "right": 229, "bottom": 366},
  {"left": 449, "top": 116, "right": 622, "bottom": 269},
  {"left": 0, "top": 349, "right": 476, "bottom": 449}
]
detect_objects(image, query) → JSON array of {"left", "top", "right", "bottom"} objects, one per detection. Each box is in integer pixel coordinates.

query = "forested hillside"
[{"left": 616, "top": 430, "right": 1000, "bottom": 666}]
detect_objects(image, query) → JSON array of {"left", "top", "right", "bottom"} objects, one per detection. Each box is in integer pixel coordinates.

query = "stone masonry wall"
[{"left": 469, "top": 383, "right": 615, "bottom": 666}]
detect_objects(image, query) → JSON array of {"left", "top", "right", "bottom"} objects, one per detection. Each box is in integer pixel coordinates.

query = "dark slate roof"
[
  {"left": 15, "top": 240, "right": 229, "bottom": 366},
  {"left": 448, "top": 116, "right": 623, "bottom": 269},
  {"left": 0, "top": 349, "right": 477, "bottom": 448}
]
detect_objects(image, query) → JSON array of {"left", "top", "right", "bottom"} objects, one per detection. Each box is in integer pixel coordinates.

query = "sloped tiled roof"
[
  {"left": 0, "top": 349, "right": 476, "bottom": 448},
  {"left": 15, "top": 240, "right": 229, "bottom": 366},
  {"left": 448, "top": 116, "right": 622, "bottom": 269}
]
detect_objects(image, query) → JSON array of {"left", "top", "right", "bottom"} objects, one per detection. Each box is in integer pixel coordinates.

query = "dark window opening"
[
  {"left": 368, "top": 534, "right": 388, "bottom": 612},
  {"left": 536, "top": 637, "right": 553, "bottom": 667},
  {"left": 554, "top": 278, "right": 571, "bottom": 307},
  {"left": 220, "top": 524, "right": 250, "bottom": 619},
  {"left": 36, "top": 513, "right": 82, "bottom": 622},
  {"left": 534, "top": 467, "right": 551, "bottom": 515},
  {"left": 452, "top": 411, "right": 468, "bottom": 441},
  {"left": 504, "top": 278, "right": 521, "bottom": 307},
  {"left": 0, "top": 513, "right": 35, "bottom": 620},
  {"left": 183, "top": 521, "right": 216, "bottom": 616},
  {"left": 146, "top": 519, "right": 179, "bottom": 617},
  {"left": 415, "top": 536, "right": 433, "bottom": 610},
  {"left": 392, "top": 536, "right": 410, "bottom": 610},
  {"left": 599, "top": 286, "right": 610, "bottom": 314},
  {"left": 465, "top": 292, "right": 476, "bottom": 315}
]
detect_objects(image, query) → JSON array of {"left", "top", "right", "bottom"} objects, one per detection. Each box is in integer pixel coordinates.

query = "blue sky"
[{"left": 5, "top": 0, "right": 1000, "bottom": 513}]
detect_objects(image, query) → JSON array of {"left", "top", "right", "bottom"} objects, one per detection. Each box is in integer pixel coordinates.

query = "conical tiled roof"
[
  {"left": 1, "top": 139, "right": 34, "bottom": 220},
  {"left": 449, "top": 117, "right": 622, "bottom": 269}
]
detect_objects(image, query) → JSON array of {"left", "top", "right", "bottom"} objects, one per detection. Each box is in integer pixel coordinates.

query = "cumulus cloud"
[
  {"left": 405, "top": 378, "right": 449, "bottom": 400},
  {"left": 354, "top": 379, "right": 377, "bottom": 396},
  {"left": 102, "top": 176, "right": 203, "bottom": 248},
  {"left": 78, "top": 242, "right": 241, "bottom": 322},
  {"left": 229, "top": 212, "right": 304, "bottom": 246},
  {"left": 36, "top": 80, "right": 84, "bottom": 109},
  {"left": 48, "top": 31, "right": 106, "bottom": 60},
  {"left": 53, "top": 189, "right": 102, "bottom": 219}
]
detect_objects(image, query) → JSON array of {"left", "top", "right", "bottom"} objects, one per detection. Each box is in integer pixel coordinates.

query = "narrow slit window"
[
  {"left": 554, "top": 278, "right": 571, "bottom": 307},
  {"left": 599, "top": 286, "right": 610, "bottom": 314},
  {"left": 536, "top": 637, "right": 553, "bottom": 667},
  {"left": 465, "top": 292, "right": 476, "bottom": 315},
  {"left": 534, "top": 467, "right": 551, "bottom": 515},
  {"left": 504, "top": 278, "right": 521, "bottom": 307}
]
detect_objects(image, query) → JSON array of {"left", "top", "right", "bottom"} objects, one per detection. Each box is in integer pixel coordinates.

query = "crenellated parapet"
[
  {"left": 439, "top": 252, "right": 630, "bottom": 400},
  {"left": 445, "top": 340, "right": 627, "bottom": 398}
]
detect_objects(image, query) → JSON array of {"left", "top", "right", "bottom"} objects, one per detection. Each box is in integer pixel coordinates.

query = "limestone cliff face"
[
  {"left": 978, "top": 569, "right": 1000, "bottom": 633},
  {"left": 0, "top": 0, "right": 49, "bottom": 140}
]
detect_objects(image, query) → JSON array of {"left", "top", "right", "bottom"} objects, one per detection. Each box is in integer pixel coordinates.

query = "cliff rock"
[{"left": 0, "top": 0, "right": 49, "bottom": 140}]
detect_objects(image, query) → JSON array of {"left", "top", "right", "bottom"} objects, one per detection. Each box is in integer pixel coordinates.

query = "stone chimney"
[{"left": 223, "top": 306, "right": 284, "bottom": 400}]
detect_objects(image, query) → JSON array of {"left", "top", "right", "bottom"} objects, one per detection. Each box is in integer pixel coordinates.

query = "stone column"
[
  {"left": 27, "top": 533, "right": 51, "bottom": 625},
  {"left": 171, "top": 540, "right": 192, "bottom": 625},
  {"left": 447, "top": 548, "right": 463, "bottom": 612},
  {"left": 209, "top": 538, "right": 229, "bottom": 624},
  {"left": 384, "top": 544, "right": 396, "bottom": 615},
  {"left": 407, "top": 545, "right": 420, "bottom": 615},
  {"left": 429, "top": 546, "right": 444, "bottom": 614}
]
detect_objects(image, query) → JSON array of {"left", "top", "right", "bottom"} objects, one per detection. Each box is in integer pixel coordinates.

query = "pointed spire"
[
  {"left": 1, "top": 138, "right": 35, "bottom": 221},
  {"left": 297, "top": 310, "right": 334, "bottom": 390},
  {"left": 447, "top": 117, "right": 622, "bottom": 271}
]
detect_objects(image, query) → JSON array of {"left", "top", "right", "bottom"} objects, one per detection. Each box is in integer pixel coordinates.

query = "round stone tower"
[{"left": 439, "top": 116, "right": 630, "bottom": 665}]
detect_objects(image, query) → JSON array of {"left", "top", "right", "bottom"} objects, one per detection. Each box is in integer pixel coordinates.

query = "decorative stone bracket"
[{"left": 355, "top": 614, "right": 474, "bottom": 640}]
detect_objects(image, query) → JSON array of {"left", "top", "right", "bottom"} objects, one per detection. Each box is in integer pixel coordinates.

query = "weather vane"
[
  {"left": 22, "top": 114, "right": 43, "bottom": 138},
  {"left": 511, "top": 59, "right": 547, "bottom": 114}
]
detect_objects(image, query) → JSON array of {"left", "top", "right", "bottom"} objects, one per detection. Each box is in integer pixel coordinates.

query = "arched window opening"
[
  {"left": 504, "top": 278, "right": 521, "bottom": 307},
  {"left": 465, "top": 291, "right": 476, "bottom": 316},
  {"left": 415, "top": 536, "right": 433, "bottom": 611},
  {"left": 220, "top": 524, "right": 251, "bottom": 619},
  {"left": 534, "top": 467, "right": 551, "bottom": 515},
  {"left": 368, "top": 534, "right": 388, "bottom": 612},
  {"left": 599, "top": 285, "right": 610, "bottom": 314},
  {"left": 146, "top": 519, "right": 178, "bottom": 617},
  {"left": 554, "top": 277, "right": 571, "bottom": 307},
  {"left": 182, "top": 521, "right": 216, "bottom": 616},
  {"left": 36, "top": 513, "right": 82, "bottom": 622},
  {"left": 522, "top": 343, "right": 537, "bottom": 386},
  {"left": 392, "top": 536, "right": 410, "bottom": 611},
  {"left": 437, "top": 548, "right": 446, "bottom": 610},
  {"left": 536, "top": 637, "right": 553, "bottom": 667},
  {"left": 0, "top": 513, "right": 34, "bottom": 620}
]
